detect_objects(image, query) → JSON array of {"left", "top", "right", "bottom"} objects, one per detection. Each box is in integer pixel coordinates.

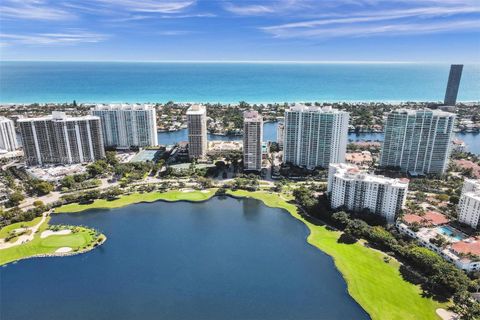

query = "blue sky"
[{"left": 0, "top": 0, "right": 479, "bottom": 62}]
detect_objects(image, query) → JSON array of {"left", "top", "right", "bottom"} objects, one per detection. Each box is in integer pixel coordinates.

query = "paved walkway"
[{"left": 0, "top": 210, "right": 50, "bottom": 250}]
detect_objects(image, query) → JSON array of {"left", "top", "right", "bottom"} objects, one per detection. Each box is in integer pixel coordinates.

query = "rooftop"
[
  {"left": 331, "top": 163, "right": 409, "bottom": 188},
  {"left": 287, "top": 104, "right": 346, "bottom": 114},
  {"left": 451, "top": 238, "right": 480, "bottom": 257},
  {"left": 392, "top": 108, "right": 456, "bottom": 117},
  {"left": 402, "top": 211, "right": 449, "bottom": 226},
  {"left": 186, "top": 104, "right": 206, "bottom": 115},
  {"left": 18, "top": 112, "right": 100, "bottom": 122},
  {"left": 92, "top": 104, "right": 156, "bottom": 111}
]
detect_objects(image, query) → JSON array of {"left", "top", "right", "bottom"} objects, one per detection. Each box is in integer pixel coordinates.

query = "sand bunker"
[{"left": 41, "top": 229, "right": 72, "bottom": 239}]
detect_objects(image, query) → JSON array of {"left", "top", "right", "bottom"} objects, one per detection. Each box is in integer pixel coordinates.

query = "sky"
[{"left": 0, "top": 0, "right": 479, "bottom": 62}]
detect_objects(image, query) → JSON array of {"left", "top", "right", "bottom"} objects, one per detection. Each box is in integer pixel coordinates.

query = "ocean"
[{"left": 0, "top": 61, "right": 479, "bottom": 103}]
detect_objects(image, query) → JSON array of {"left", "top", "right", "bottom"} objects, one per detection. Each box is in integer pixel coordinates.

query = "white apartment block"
[
  {"left": 284, "top": 105, "right": 349, "bottom": 169},
  {"left": 243, "top": 111, "right": 263, "bottom": 171},
  {"left": 458, "top": 179, "right": 480, "bottom": 229},
  {"left": 276, "top": 122, "right": 284, "bottom": 149},
  {"left": 18, "top": 112, "right": 105, "bottom": 166},
  {"left": 186, "top": 104, "right": 207, "bottom": 159},
  {"left": 380, "top": 109, "right": 456, "bottom": 175},
  {"left": 91, "top": 104, "right": 158, "bottom": 149},
  {"left": 328, "top": 163, "right": 408, "bottom": 222},
  {"left": 0, "top": 117, "right": 18, "bottom": 151}
]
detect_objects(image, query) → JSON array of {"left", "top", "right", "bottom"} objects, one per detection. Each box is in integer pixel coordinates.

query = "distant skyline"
[{"left": 0, "top": 0, "right": 479, "bottom": 62}]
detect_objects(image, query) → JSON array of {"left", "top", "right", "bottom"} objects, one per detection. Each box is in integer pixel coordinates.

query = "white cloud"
[
  {"left": 0, "top": 0, "right": 74, "bottom": 20},
  {"left": 261, "top": 3, "right": 480, "bottom": 38},
  {"left": 267, "top": 19, "right": 480, "bottom": 38},
  {"left": 0, "top": 30, "right": 109, "bottom": 45},
  {"left": 92, "top": 0, "right": 196, "bottom": 13},
  {"left": 223, "top": 0, "right": 309, "bottom": 16}
]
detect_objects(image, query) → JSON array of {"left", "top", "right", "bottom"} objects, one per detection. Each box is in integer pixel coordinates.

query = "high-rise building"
[
  {"left": 380, "top": 109, "right": 455, "bottom": 175},
  {"left": 328, "top": 163, "right": 408, "bottom": 222},
  {"left": 444, "top": 64, "right": 463, "bottom": 106},
  {"left": 91, "top": 104, "right": 158, "bottom": 149},
  {"left": 458, "top": 179, "right": 480, "bottom": 229},
  {"left": 243, "top": 110, "right": 263, "bottom": 171},
  {"left": 276, "top": 122, "right": 284, "bottom": 149},
  {"left": 0, "top": 117, "right": 18, "bottom": 152},
  {"left": 186, "top": 104, "right": 207, "bottom": 159},
  {"left": 18, "top": 112, "right": 105, "bottom": 166},
  {"left": 283, "top": 104, "right": 349, "bottom": 169}
]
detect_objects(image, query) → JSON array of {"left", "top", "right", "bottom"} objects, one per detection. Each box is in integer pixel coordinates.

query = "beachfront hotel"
[
  {"left": 243, "top": 110, "right": 263, "bottom": 171},
  {"left": 186, "top": 104, "right": 207, "bottom": 159},
  {"left": 18, "top": 112, "right": 105, "bottom": 166},
  {"left": 380, "top": 109, "right": 456, "bottom": 175},
  {"left": 328, "top": 163, "right": 408, "bottom": 222},
  {"left": 458, "top": 179, "right": 480, "bottom": 229},
  {"left": 91, "top": 104, "right": 158, "bottom": 149},
  {"left": 0, "top": 117, "right": 18, "bottom": 152},
  {"left": 283, "top": 105, "right": 349, "bottom": 169}
]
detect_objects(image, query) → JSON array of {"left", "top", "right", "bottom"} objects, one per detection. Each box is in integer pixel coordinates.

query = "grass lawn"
[
  {"left": 0, "top": 217, "right": 43, "bottom": 238},
  {"left": 55, "top": 189, "right": 217, "bottom": 213},
  {"left": 227, "top": 190, "right": 445, "bottom": 320},
  {"left": 0, "top": 217, "right": 101, "bottom": 266}
]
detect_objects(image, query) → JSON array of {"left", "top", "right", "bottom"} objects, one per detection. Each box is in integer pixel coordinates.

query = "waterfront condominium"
[
  {"left": 283, "top": 104, "right": 349, "bottom": 169},
  {"left": 380, "top": 109, "right": 456, "bottom": 175},
  {"left": 276, "top": 122, "right": 284, "bottom": 149},
  {"left": 458, "top": 179, "right": 480, "bottom": 229},
  {"left": 444, "top": 64, "right": 463, "bottom": 106},
  {"left": 0, "top": 117, "right": 18, "bottom": 152},
  {"left": 243, "top": 110, "right": 263, "bottom": 171},
  {"left": 91, "top": 104, "right": 158, "bottom": 149},
  {"left": 18, "top": 112, "right": 105, "bottom": 166},
  {"left": 186, "top": 104, "right": 207, "bottom": 159},
  {"left": 328, "top": 163, "right": 409, "bottom": 222}
]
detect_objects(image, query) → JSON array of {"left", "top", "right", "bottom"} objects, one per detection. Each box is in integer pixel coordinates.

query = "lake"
[
  {"left": 0, "top": 197, "right": 369, "bottom": 320},
  {"left": 160, "top": 123, "right": 480, "bottom": 155}
]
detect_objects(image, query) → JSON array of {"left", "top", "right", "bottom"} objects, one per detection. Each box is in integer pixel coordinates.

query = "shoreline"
[
  {"left": 3, "top": 236, "right": 107, "bottom": 267},
  {"left": 53, "top": 188, "right": 445, "bottom": 319}
]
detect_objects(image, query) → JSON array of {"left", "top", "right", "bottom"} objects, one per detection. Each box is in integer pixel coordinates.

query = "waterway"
[
  {"left": 159, "top": 122, "right": 480, "bottom": 155},
  {"left": 0, "top": 197, "right": 369, "bottom": 320}
]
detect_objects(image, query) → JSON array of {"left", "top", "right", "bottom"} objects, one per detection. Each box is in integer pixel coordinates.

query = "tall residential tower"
[
  {"left": 444, "top": 64, "right": 463, "bottom": 106},
  {"left": 380, "top": 109, "right": 455, "bottom": 175},
  {"left": 243, "top": 110, "right": 263, "bottom": 171},
  {"left": 283, "top": 105, "right": 349, "bottom": 169},
  {"left": 186, "top": 104, "right": 207, "bottom": 159},
  {"left": 18, "top": 112, "right": 105, "bottom": 166},
  {"left": 91, "top": 104, "right": 158, "bottom": 149},
  {"left": 0, "top": 117, "right": 18, "bottom": 152}
]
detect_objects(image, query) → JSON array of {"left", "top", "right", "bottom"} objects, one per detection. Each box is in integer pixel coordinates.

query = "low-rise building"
[
  {"left": 328, "top": 163, "right": 408, "bottom": 222},
  {"left": 397, "top": 215, "right": 480, "bottom": 272},
  {"left": 345, "top": 151, "right": 373, "bottom": 167}
]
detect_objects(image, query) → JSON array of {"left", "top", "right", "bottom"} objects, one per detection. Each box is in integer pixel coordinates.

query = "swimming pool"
[{"left": 437, "top": 226, "right": 465, "bottom": 241}]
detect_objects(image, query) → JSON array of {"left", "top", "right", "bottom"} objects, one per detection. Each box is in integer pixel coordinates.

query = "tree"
[
  {"left": 33, "top": 200, "right": 44, "bottom": 207},
  {"left": 33, "top": 180, "right": 54, "bottom": 196},
  {"left": 9, "top": 192, "right": 24, "bottom": 206},
  {"left": 60, "top": 175, "right": 76, "bottom": 189},
  {"left": 452, "top": 292, "right": 480, "bottom": 320},
  {"left": 105, "top": 151, "right": 119, "bottom": 166},
  {"left": 87, "top": 160, "right": 108, "bottom": 177}
]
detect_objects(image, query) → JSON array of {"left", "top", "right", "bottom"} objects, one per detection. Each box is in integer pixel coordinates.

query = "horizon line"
[{"left": 1, "top": 59, "right": 475, "bottom": 64}]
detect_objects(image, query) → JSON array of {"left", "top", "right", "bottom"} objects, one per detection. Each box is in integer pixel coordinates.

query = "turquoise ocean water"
[{"left": 0, "top": 62, "right": 479, "bottom": 103}]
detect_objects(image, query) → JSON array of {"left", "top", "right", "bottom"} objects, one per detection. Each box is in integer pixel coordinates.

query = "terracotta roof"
[
  {"left": 454, "top": 159, "right": 480, "bottom": 178},
  {"left": 451, "top": 239, "right": 480, "bottom": 257},
  {"left": 402, "top": 211, "right": 449, "bottom": 226}
]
